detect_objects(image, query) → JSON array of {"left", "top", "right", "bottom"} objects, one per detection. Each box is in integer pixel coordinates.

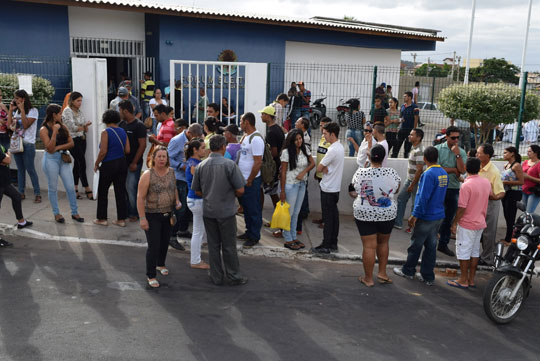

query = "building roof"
[{"left": 28, "top": 0, "right": 444, "bottom": 41}]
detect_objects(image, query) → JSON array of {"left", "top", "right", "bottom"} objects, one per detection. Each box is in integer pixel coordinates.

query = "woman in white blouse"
[
  {"left": 279, "top": 129, "right": 314, "bottom": 250},
  {"left": 351, "top": 145, "right": 400, "bottom": 287},
  {"left": 149, "top": 89, "right": 167, "bottom": 135},
  {"left": 63, "top": 92, "right": 93, "bottom": 199},
  {"left": 7, "top": 89, "right": 41, "bottom": 203}
]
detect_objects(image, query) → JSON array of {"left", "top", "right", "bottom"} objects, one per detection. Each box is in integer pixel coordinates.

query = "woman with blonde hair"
[{"left": 137, "top": 146, "right": 181, "bottom": 288}]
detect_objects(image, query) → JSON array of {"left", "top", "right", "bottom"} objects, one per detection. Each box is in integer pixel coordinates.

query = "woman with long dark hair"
[
  {"left": 185, "top": 138, "right": 210, "bottom": 269},
  {"left": 39, "top": 104, "right": 84, "bottom": 223},
  {"left": 63, "top": 91, "right": 93, "bottom": 200},
  {"left": 279, "top": 129, "right": 315, "bottom": 250},
  {"left": 137, "top": 146, "right": 180, "bottom": 288},
  {"left": 385, "top": 97, "right": 400, "bottom": 156},
  {"left": 93, "top": 110, "right": 130, "bottom": 227},
  {"left": 7, "top": 89, "right": 41, "bottom": 202},
  {"left": 0, "top": 89, "right": 10, "bottom": 151},
  {"left": 522, "top": 145, "right": 540, "bottom": 214},
  {"left": 500, "top": 146, "right": 524, "bottom": 244}
]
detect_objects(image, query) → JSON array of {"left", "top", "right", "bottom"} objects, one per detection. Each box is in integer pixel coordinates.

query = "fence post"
[
  {"left": 430, "top": 76, "right": 436, "bottom": 110},
  {"left": 371, "top": 66, "right": 378, "bottom": 116},
  {"left": 515, "top": 71, "right": 528, "bottom": 149}
]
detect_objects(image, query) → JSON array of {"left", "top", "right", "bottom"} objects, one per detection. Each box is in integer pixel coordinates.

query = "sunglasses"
[
  {"left": 449, "top": 136, "right": 459, "bottom": 140},
  {"left": 364, "top": 129, "right": 373, "bottom": 133}
]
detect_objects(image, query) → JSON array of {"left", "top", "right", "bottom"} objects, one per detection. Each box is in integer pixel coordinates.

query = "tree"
[
  {"left": 438, "top": 83, "right": 540, "bottom": 145},
  {"left": 414, "top": 63, "right": 451, "bottom": 77},
  {"left": 470, "top": 58, "right": 520, "bottom": 84},
  {"left": 0, "top": 73, "right": 55, "bottom": 107}
]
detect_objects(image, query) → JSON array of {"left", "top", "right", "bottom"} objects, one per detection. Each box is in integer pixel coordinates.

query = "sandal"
[
  {"left": 34, "top": 195, "right": 42, "bottom": 203},
  {"left": 358, "top": 277, "right": 374, "bottom": 287},
  {"left": 55, "top": 215, "right": 65, "bottom": 223},
  {"left": 112, "top": 220, "right": 126, "bottom": 227},
  {"left": 284, "top": 241, "right": 301, "bottom": 250},
  {"left": 86, "top": 191, "right": 94, "bottom": 200},
  {"left": 377, "top": 276, "right": 393, "bottom": 284},
  {"left": 272, "top": 230, "right": 283, "bottom": 238},
  {"left": 156, "top": 267, "right": 169, "bottom": 275},
  {"left": 75, "top": 191, "right": 83, "bottom": 200},
  {"left": 147, "top": 278, "right": 160, "bottom": 288},
  {"left": 93, "top": 219, "right": 108, "bottom": 226},
  {"left": 190, "top": 261, "right": 210, "bottom": 270}
]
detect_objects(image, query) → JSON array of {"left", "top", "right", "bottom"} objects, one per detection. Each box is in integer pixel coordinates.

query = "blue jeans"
[
  {"left": 438, "top": 188, "right": 460, "bottom": 248},
  {"left": 42, "top": 152, "right": 78, "bottom": 216},
  {"left": 523, "top": 192, "right": 540, "bottom": 214},
  {"left": 402, "top": 218, "right": 443, "bottom": 282},
  {"left": 240, "top": 176, "right": 262, "bottom": 241},
  {"left": 290, "top": 108, "right": 302, "bottom": 125},
  {"left": 395, "top": 179, "right": 417, "bottom": 228},
  {"left": 125, "top": 163, "right": 143, "bottom": 218},
  {"left": 283, "top": 181, "right": 306, "bottom": 243},
  {"left": 173, "top": 180, "right": 191, "bottom": 235},
  {"left": 346, "top": 129, "right": 363, "bottom": 157},
  {"left": 13, "top": 142, "right": 40, "bottom": 196}
]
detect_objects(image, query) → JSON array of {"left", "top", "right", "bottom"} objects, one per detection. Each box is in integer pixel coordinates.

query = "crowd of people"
[{"left": 1, "top": 82, "right": 539, "bottom": 291}]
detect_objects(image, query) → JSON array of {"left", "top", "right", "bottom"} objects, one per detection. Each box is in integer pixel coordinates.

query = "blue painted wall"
[{"left": 2, "top": 1, "right": 70, "bottom": 57}]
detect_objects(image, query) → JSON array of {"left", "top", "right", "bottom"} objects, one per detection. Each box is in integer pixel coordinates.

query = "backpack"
[{"left": 241, "top": 132, "right": 276, "bottom": 185}]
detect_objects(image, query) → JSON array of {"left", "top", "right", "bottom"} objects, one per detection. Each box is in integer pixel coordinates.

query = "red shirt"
[
  {"left": 157, "top": 118, "right": 176, "bottom": 145},
  {"left": 523, "top": 160, "right": 540, "bottom": 195}
]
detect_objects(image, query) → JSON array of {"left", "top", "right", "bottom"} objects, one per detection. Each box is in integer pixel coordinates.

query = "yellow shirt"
[
  {"left": 479, "top": 161, "right": 505, "bottom": 196},
  {"left": 315, "top": 136, "right": 331, "bottom": 179}
]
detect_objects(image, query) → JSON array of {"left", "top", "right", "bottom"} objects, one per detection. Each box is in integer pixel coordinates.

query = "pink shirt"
[
  {"left": 458, "top": 175, "right": 491, "bottom": 230},
  {"left": 157, "top": 119, "right": 176, "bottom": 145},
  {"left": 523, "top": 160, "right": 540, "bottom": 195}
]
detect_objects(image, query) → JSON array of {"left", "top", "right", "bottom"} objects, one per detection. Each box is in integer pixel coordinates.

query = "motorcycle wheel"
[
  {"left": 483, "top": 272, "right": 525, "bottom": 324},
  {"left": 310, "top": 113, "right": 320, "bottom": 129},
  {"left": 337, "top": 113, "right": 347, "bottom": 127}
]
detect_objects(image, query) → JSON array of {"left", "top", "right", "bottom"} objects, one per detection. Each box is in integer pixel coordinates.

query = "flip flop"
[
  {"left": 156, "top": 267, "right": 169, "bottom": 276},
  {"left": 447, "top": 280, "right": 468, "bottom": 289},
  {"left": 147, "top": 278, "right": 160, "bottom": 288},
  {"left": 358, "top": 277, "right": 374, "bottom": 287},
  {"left": 377, "top": 276, "right": 393, "bottom": 284}
]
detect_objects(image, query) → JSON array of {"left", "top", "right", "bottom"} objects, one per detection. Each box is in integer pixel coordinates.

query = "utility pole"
[
  {"left": 456, "top": 56, "right": 462, "bottom": 81},
  {"left": 464, "top": 0, "right": 477, "bottom": 84},
  {"left": 450, "top": 51, "right": 456, "bottom": 80},
  {"left": 518, "top": 0, "right": 533, "bottom": 88},
  {"left": 427, "top": 57, "right": 431, "bottom": 76}
]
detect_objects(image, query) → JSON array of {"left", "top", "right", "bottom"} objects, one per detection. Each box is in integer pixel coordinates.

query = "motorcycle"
[
  {"left": 309, "top": 97, "right": 327, "bottom": 129},
  {"left": 336, "top": 98, "right": 358, "bottom": 127},
  {"left": 483, "top": 201, "right": 540, "bottom": 324}
]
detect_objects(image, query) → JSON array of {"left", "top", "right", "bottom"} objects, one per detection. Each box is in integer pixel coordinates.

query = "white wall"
[
  {"left": 245, "top": 63, "right": 268, "bottom": 136},
  {"left": 68, "top": 7, "right": 145, "bottom": 41},
  {"left": 284, "top": 41, "right": 401, "bottom": 114}
]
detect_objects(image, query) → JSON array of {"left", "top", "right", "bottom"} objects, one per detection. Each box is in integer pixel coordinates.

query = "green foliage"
[
  {"left": 0, "top": 73, "right": 55, "bottom": 107},
  {"left": 438, "top": 83, "right": 540, "bottom": 145},
  {"left": 415, "top": 63, "right": 451, "bottom": 77},
  {"left": 469, "top": 58, "right": 520, "bottom": 84}
]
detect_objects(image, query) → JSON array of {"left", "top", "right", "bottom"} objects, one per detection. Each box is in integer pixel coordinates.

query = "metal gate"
[{"left": 169, "top": 60, "right": 247, "bottom": 124}]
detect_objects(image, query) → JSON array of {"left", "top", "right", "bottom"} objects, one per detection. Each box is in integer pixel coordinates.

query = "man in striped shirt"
[
  {"left": 394, "top": 128, "right": 425, "bottom": 230},
  {"left": 151, "top": 104, "right": 176, "bottom": 146}
]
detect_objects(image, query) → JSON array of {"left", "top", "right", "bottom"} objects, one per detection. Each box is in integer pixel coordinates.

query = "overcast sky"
[{"left": 162, "top": 0, "right": 539, "bottom": 70}]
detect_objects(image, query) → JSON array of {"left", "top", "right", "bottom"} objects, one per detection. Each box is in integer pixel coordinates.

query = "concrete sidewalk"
[{"left": 0, "top": 190, "right": 509, "bottom": 268}]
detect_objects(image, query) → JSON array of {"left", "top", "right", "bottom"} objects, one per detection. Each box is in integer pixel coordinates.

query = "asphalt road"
[{"left": 1, "top": 236, "right": 539, "bottom": 361}]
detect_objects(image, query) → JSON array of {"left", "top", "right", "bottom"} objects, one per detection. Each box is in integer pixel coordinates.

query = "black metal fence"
[{"left": 268, "top": 63, "right": 540, "bottom": 158}]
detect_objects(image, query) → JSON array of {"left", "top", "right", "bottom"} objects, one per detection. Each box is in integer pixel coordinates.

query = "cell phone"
[{"left": 11, "top": 100, "right": 16, "bottom": 106}]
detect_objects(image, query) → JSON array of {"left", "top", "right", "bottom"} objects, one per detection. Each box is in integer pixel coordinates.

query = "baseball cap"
[
  {"left": 220, "top": 124, "right": 240, "bottom": 135},
  {"left": 381, "top": 82, "right": 386, "bottom": 87},
  {"left": 118, "top": 87, "right": 129, "bottom": 96},
  {"left": 120, "top": 80, "right": 132, "bottom": 88},
  {"left": 259, "top": 105, "right": 276, "bottom": 116},
  {"left": 297, "top": 81, "right": 304, "bottom": 85}
]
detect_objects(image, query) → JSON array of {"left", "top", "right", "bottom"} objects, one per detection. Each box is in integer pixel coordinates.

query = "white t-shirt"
[
  {"left": 319, "top": 141, "right": 344, "bottom": 193},
  {"left": 238, "top": 131, "right": 265, "bottom": 180},
  {"left": 352, "top": 167, "right": 401, "bottom": 222},
  {"left": 280, "top": 149, "right": 309, "bottom": 184},
  {"left": 13, "top": 108, "right": 39, "bottom": 144},
  {"left": 149, "top": 98, "right": 168, "bottom": 119},
  {"left": 412, "top": 87, "right": 419, "bottom": 101},
  {"left": 378, "top": 139, "right": 389, "bottom": 167}
]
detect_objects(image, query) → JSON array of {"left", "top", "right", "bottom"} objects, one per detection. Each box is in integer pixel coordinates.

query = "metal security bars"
[
  {"left": 267, "top": 63, "right": 540, "bottom": 157},
  {"left": 170, "top": 60, "right": 247, "bottom": 125},
  {"left": 70, "top": 37, "right": 145, "bottom": 57}
]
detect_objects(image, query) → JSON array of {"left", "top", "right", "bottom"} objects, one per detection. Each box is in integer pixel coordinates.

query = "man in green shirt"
[{"left": 435, "top": 126, "right": 467, "bottom": 257}]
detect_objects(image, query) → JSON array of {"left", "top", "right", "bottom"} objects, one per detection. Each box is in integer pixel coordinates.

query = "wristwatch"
[{"left": 455, "top": 154, "right": 461, "bottom": 158}]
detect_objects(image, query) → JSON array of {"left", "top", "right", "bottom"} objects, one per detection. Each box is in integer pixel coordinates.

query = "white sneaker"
[
  {"left": 415, "top": 272, "right": 433, "bottom": 286},
  {"left": 393, "top": 267, "right": 413, "bottom": 280},
  {"left": 393, "top": 225, "right": 403, "bottom": 230}
]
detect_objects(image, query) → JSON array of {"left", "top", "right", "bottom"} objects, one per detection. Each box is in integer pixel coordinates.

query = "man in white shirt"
[
  {"left": 372, "top": 124, "right": 389, "bottom": 167},
  {"left": 237, "top": 112, "right": 264, "bottom": 248},
  {"left": 312, "top": 122, "right": 345, "bottom": 254}
]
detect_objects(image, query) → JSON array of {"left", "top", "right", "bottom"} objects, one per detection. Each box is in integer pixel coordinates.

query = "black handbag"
[{"left": 531, "top": 184, "right": 540, "bottom": 197}]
